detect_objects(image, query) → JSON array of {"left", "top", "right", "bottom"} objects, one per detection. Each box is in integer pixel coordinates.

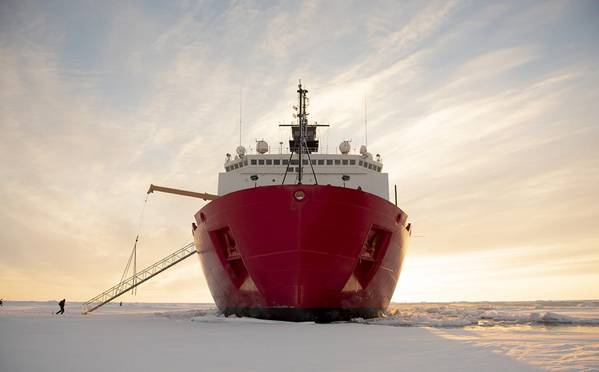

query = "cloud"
[{"left": 1, "top": 0, "right": 598, "bottom": 302}]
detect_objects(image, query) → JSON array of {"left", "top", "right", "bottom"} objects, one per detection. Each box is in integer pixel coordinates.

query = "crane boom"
[{"left": 147, "top": 184, "right": 219, "bottom": 201}]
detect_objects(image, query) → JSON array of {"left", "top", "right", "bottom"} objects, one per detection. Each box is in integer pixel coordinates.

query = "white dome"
[
  {"left": 359, "top": 145, "right": 368, "bottom": 156},
  {"left": 236, "top": 145, "right": 246, "bottom": 157},
  {"left": 339, "top": 140, "right": 351, "bottom": 154},
  {"left": 256, "top": 140, "right": 269, "bottom": 154}
]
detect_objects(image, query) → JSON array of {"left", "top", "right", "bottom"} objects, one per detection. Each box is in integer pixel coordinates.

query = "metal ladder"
[{"left": 82, "top": 242, "right": 198, "bottom": 314}]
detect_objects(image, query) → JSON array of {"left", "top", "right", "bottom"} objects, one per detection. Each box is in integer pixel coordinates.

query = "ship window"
[
  {"left": 243, "top": 160, "right": 248, "bottom": 166},
  {"left": 234, "top": 163, "right": 239, "bottom": 169},
  {"left": 368, "top": 163, "right": 373, "bottom": 169},
  {"left": 311, "top": 160, "right": 316, "bottom": 165},
  {"left": 342, "top": 159, "right": 348, "bottom": 165},
  {"left": 363, "top": 162, "right": 368, "bottom": 168},
  {"left": 282, "top": 159, "right": 288, "bottom": 165},
  {"left": 291, "top": 160, "right": 299, "bottom": 165},
  {"left": 251, "top": 159, "right": 257, "bottom": 165},
  {"left": 334, "top": 159, "right": 341, "bottom": 165},
  {"left": 258, "top": 159, "right": 265, "bottom": 165},
  {"left": 326, "top": 159, "right": 333, "bottom": 165},
  {"left": 302, "top": 160, "right": 308, "bottom": 165},
  {"left": 266, "top": 159, "right": 272, "bottom": 165},
  {"left": 274, "top": 159, "right": 280, "bottom": 165},
  {"left": 359, "top": 160, "right": 363, "bottom": 166},
  {"left": 318, "top": 159, "right": 324, "bottom": 165},
  {"left": 350, "top": 160, "right": 356, "bottom": 165},
  {"left": 225, "top": 166, "right": 230, "bottom": 172},
  {"left": 377, "top": 166, "right": 381, "bottom": 172}
]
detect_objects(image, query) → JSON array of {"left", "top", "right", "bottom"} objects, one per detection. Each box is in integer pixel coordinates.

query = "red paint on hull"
[{"left": 192, "top": 185, "right": 409, "bottom": 320}]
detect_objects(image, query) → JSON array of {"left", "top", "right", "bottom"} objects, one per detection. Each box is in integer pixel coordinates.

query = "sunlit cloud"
[{"left": 0, "top": 0, "right": 598, "bottom": 302}]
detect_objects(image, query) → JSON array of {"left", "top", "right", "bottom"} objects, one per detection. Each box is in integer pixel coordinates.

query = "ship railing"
[{"left": 81, "top": 242, "right": 198, "bottom": 314}]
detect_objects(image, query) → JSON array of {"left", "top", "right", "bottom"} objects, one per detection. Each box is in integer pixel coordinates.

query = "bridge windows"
[{"left": 226, "top": 156, "right": 383, "bottom": 172}]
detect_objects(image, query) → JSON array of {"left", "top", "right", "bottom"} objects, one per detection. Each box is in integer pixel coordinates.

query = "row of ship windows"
[{"left": 225, "top": 159, "right": 382, "bottom": 172}]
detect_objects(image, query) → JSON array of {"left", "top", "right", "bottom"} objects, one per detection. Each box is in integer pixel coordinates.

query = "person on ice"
[{"left": 56, "top": 299, "right": 65, "bottom": 315}]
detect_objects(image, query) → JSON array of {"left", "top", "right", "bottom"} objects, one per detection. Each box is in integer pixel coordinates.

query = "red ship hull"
[{"left": 192, "top": 185, "right": 409, "bottom": 321}]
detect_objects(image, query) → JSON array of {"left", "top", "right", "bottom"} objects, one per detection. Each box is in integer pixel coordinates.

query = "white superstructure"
[
  {"left": 218, "top": 82, "right": 390, "bottom": 200},
  {"left": 219, "top": 150, "right": 389, "bottom": 200}
]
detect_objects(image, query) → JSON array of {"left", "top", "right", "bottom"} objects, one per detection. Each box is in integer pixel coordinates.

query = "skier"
[{"left": 56, "top": 299, "right": 65, "bottom": 315}]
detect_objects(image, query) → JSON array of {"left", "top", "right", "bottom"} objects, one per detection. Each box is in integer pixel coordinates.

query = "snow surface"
[{"left": 1, "top": 301, "right": 598, "bottom": 371}]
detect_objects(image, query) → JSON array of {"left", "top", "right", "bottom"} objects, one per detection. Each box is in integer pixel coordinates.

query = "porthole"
[{"left": 294, "top": 190, "right": 306, "bottom": 201}]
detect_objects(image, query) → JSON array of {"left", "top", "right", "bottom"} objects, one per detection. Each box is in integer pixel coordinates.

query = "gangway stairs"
[{"left": 82, "top": 242, "right": 198, "bottom": 314}]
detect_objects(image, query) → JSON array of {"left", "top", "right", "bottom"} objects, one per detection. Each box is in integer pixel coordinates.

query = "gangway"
[{"left": 82, "top": 242, "right": 198, "bottom": 314}]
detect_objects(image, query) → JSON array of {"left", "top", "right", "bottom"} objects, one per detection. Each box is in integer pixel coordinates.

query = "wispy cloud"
[{"left": 1, "top": 0, "right": 598, "bottom": 302}]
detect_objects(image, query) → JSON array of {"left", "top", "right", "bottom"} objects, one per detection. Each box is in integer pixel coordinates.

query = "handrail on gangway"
[{"left": 81, "top": 242, "right": 198, "bottom": 314}]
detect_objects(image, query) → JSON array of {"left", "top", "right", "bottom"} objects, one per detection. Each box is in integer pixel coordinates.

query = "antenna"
[
  {"left": 239, "top": 88, "right": 242, "bottom": 146},
  {"left": 364, "top": 94, "right": 368, "bottom": 147}
]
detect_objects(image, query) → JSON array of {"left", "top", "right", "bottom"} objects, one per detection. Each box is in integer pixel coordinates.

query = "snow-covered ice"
[{"left": 1, "top": 301, "right": 597, "bottom": 371}]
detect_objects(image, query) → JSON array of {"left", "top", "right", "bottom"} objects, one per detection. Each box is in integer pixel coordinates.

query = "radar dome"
[
  {"left": 339, "top": 141, "right": 351, "bottom": 154},
  {"left": 236, "top": 145, "right": 246, "bottom": 157},
  {"left": 359, "top": 145, "right": 368, "bottom": 156},
  {"left": 256, "top": 140, "right": 269, "bottom": 154}
]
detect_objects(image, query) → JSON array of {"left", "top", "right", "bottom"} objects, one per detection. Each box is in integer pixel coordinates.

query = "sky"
[{"left": 1, "top": 0, "right": 598, "bottom": 303}]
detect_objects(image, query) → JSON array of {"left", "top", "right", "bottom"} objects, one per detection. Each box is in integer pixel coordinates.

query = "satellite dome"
[
  {"left": 256, "top": 140, "right": 269, "bottom": 154},
  {"left": 236, "top": 145, "right": 246, "bottom": 157},
  {"left": 359, "top": 145, "right": 368, "bottom": 156},
  {"left": 339, "top": 140, "right": 351, "bottom": 154}
]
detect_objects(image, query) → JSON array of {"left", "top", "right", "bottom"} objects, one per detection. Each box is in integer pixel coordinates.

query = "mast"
[
  {"left": 297, "top": 81, "right": 308, "bottom": 184},
  {"left": 280, "top": 81, "right": 328, "bottom": 185}
]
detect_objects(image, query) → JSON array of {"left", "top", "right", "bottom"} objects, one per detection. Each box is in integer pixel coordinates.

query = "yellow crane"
[
  {"left": 82, "top": 184, "right": 217, "bottom": 314},
  {"left": 146, "top": 184, "right": 219, "bottom": 201}
]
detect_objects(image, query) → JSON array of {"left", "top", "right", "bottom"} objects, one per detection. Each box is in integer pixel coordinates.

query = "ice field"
[{"left": 1, "top": 301, "right": 597, "bottom": 371}]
